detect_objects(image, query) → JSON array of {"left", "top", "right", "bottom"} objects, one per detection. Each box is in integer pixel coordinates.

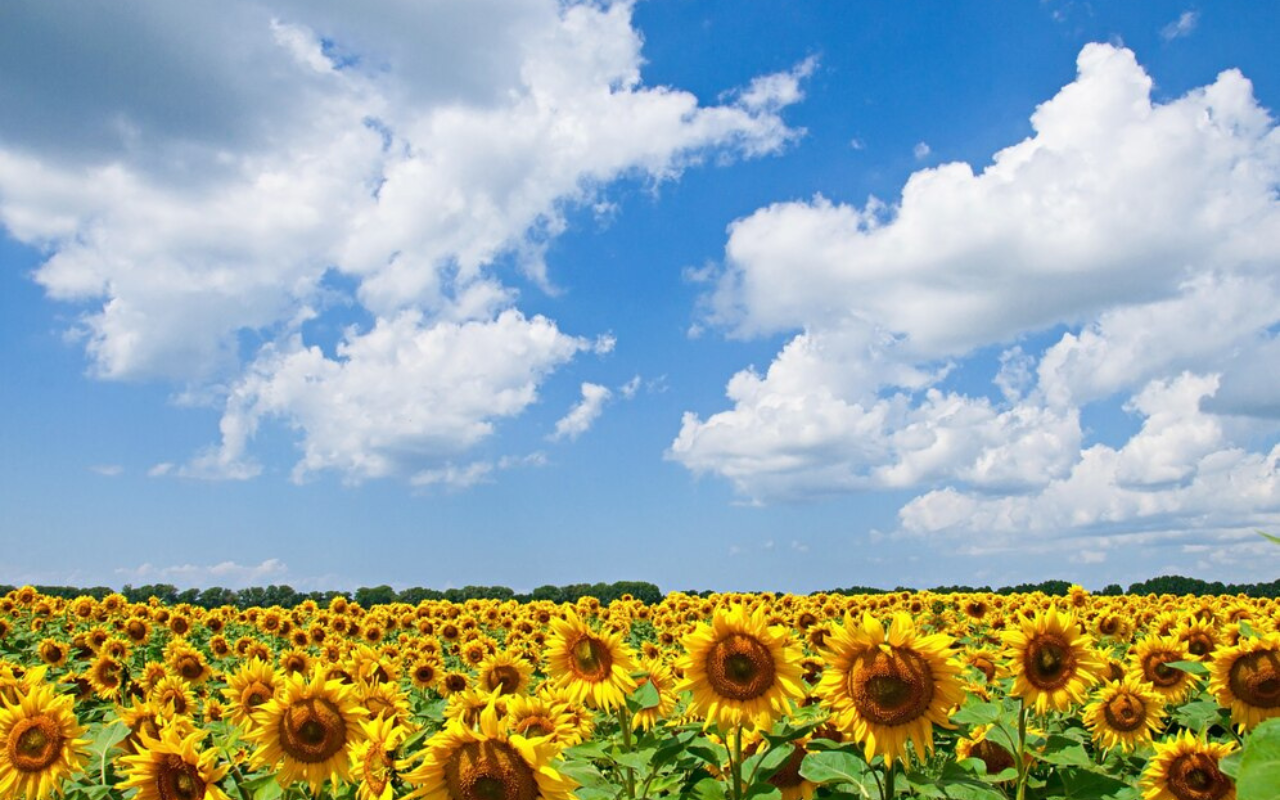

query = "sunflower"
[
  {"left": 118, "top": 727, "right": 231, "bottom": 800},
  {"left": 816, "top": 612, "right": 965, "bottom": 767},
  {"left": 115, "top": 697, "right": 164, "bottom": 755},
  {"left": 150, "top": 675, "right": 197, "bottom": 719},
  {"left": 87, "top": 655, "right": 127, "bottom": 702},
  {"left": 1207, "top": 632, "right": 1280, "bottom": 732},
  {"left": 221, "top": 659, "right": 279, "bottom": 731},
  {"left": 477, "top": 652, "right": 534, "bottom": 698},
  {"left": 36, "top": 641, "right": 68, "bottom": 670},
  {"left": 1002, "top": 607, "right": 1106, "bottom": 714},
  {"left": 409, "top": 658, "right": 441, "bottom": 692},
  {"left": 1140, "top": 730, "right": 1235, "bottom": 800},
  {"left": 545, "top": 612, "right": 637, "bottom": 711},
  {"left": 351, "top": 714, "right": 412, "bottom": 800},
  {"left": 401, "top": 701, "right": 576, "bottom": 800},
  {"left": 359, "top": 679, "right": 412, "bottom": 726},
  {"left": 0, "top": 676, "right": 91, "bottom": 800},
  {"left": 1082, "top": 676, "right": 1167, "bottom": 753},
  {"left": 246, "top": 665, "right": 368, "bottom": 794},
  {"left": 676, "top": 604, "right": 805, "bottom": 732},
  {"left": 503, "top": 693, "right": 578, "bottom": 747},
  {"left": 1130, "top": 635, "right": 1200, "bottom": 705}
]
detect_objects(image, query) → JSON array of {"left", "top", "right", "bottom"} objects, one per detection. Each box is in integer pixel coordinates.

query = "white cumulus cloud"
[
  {"left": 672, "top": 43, "right": 1280, "bottom": 557},
  {"left": 552, "top": 382, "right": 613, "bottom": 441},
  {"left": 0, "top": 0, "right": 809, "bottom": 485}
]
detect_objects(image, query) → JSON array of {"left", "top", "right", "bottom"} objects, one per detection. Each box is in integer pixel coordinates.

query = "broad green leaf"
[
  {"left": 744, "top": 785, "right": 784, "bottom": 800},
  {"left": 1238, "top": 717, "right": 1280, "bottom": 800},
  {"left": 1166, "top": 660, "right": 1210, "bottom": 675},
  {"left": 950, "top": 699, "right": 1003, "bottom": 727},
  {"left": 693, "top": 776, "right": 728, "bottom": 800},
  {"left": 798, "top": 750, "right": 875, "bottom": 791},
  {"left": 628, "top": 679, "right": 661, "bottom": 711},
  {"left": 745, "top": 742, "right": 795, "bottom": 783}
]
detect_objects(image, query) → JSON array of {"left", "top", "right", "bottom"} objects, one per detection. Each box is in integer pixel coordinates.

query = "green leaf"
[
  {"left": 950, "top": 699, "right": 1003, "bottom": 727},
  {"left": 1255, "top": 529, "right": 1280, "bottom": 545},
  {"left": 1041, "top": 767, "right": 1131, "bottom": 800},
  {"left": 649, "top": 729, "right": 698, "bottom": 768},
  {"left": 693, "top": 776, "right": 728, "bottom": 800},
  {"left": 1038, "top": 735, "right": 1096, "bottom": 768},
  {"left": 1166, "top": 660, "right": 1210, "bottom": 675},
  {"left": 1172, "top": 697, "right": 1227, "bottom": 734},
  {"left": 798, "top": 750, "right": 875, "bottom": 793},
  {"left": 611, "top": 749, "right": 653, "bottom": 773},
  {"left": 1238, "top": 717, "right": 1280, "bottom": 800},
  {"left": 743, "top": 786, "right": 784, "bottom": 800},
  {"left": 556, "top": 760, "right": 610, "bottom": 790},
  {"left": 745, "top": 742, "right": 795, "bottom": 783},
  {"left": 627, "top": 679, "right": 661, "bottom": 712}
]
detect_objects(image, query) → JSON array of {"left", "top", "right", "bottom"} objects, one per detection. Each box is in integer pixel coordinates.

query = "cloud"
[
  {"left": 1160, "top": 11, "right": 1200, "bottom": 41},
  {"left": 0, "top": 0, "right": 808, "bottom": 485},
  {"left": 114, "top": 558, "right": 289, "bottom": 589},
  {"left": 89, "top": 464, "right": 123, "bottom": 477},
  {"left": 913, "top": 141, "right": 931, "bottom": 160},
  {"left": 672, "top": 43, "right": 1280, "bottom": 553},
  {"left": 552, "top": 382, "right": 613, "bottom": 441}
]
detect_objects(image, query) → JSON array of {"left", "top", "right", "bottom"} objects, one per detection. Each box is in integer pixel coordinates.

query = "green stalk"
[
  {"left": 731, "top": 723, "right": 745, "bottom": 800},
  {"left": 883, "top": 759, "right": 896, "bottom": 800},
  {"left": 617, "top": 706, "right": 637, "bottom": 800},
  {"left": 1015, "top": 699, "right": 1029, "bottom": 800}
]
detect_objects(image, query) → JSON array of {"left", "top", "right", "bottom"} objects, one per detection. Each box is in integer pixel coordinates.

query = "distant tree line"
[
  {"left": 2, "top": 575, "right": 1275, "bottom": 608},
  {"left": 0, "top": 580, "right": 664, "bottom": 609}
]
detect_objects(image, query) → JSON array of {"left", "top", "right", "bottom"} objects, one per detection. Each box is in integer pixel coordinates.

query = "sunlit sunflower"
[
  {"left": 502, "top": 693, "right": 578, "bottom": 747},
  {"left": 0, "top": 676, "right": 91, "bottom": 800},
  {"left": 87, "top": 654, "right": 127, "bottom": 702},
  {"left": 401, "top": 701, "right": 576, "bottom": 800},
  {"left": 677, "top": 604, "right": 805, "bottom": 732},
  {"left": 115, "top": 697, "right": 164, "bottom": 755},
  {"left": 351, "top": 714, "right": 412, "bottom": 800},
  {"left": 118, "top": 727, "right": 231, "bottom": 800},
  {"left": 221, "top": 659, "right": 279, "bottom": 731},
  {"left": 150, "top": 675, "right": 197, "bottom": 719},
  {"left": 1082, "top": 676, "right": 1167, "bottom": 753},
  {"left": 545, "top": 612, "right": 637, "bottom": 711},
  {"left": 817, "top": 612, "right": 965, "bottom": 767},
  {"left": 1002, "top": 607, "right": 1106, "bottom": 714},
  {"left": 246, "top": 665, "right": 368, "bottom": 794},
  {"left": 1140, "top": 730, "right": 1235, "bottom": 800},
  {"left": 36, "top": 641, "right": 68, "bottom": 670},
  {"left": 1207, "top": 632, "right": 1280, "bottom": 732},
  {"left": 1176, "top": 618, "right": 1220, "bottom": 661},
  {"left": 477, "top": 652, "right": 534, "bottom": 698},
  {"left": 165, "top": 642, "right": 212, "bottom": 686},
  {"left": 359, "top": 678, "right": 412, "bottom": 726},
  {"left": 409, "top": 659, "right": 441, "bottom": 692},
  {"left": 1130, "top": 635, "right": 1200, "bottom": 705}
]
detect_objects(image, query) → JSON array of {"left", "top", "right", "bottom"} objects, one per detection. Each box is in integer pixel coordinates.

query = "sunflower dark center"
[
  {"left": 1103, "top": 693, "right": 1146, "bottom": 732},
  {"left": 570, "top": 637, "right": 613, "bottom": 682},
  {"left": 1185, "top": 635, "right": 1214, "bottom": 658},
  {"left": 970, "top": 740, "right": 1015, "bottom": 776},
  {"left": 157, "top": 754, "right": 206, "bottom": 800},
  {"left": 513, "top": 716, "right": 556, "bottom": 738},
  {"left": 850, "top": 648, "right": 934, "bottom": 727},
  {"left": 1024, "top": 635, "right": 1076, "bottom": 690},
  {"left": 278, "top": 697, "right": 347, "bottom": 764},
  {"left": 242, "top": 682, "right": 272, "bottom": 709},
  {"left": 1227, "top": 649, "right": 1280, "bottom": 709},
  {"left": 706, "top": 633, "right": 777, "bottom": 701},
  {"left": 445, "top": 740, "right": 537, "bottom": 800},
  {"left": 1147, "top": 655, "right": 1183, "bottom": 687},
  {"left": 9, "top": 716, "right": 63, "bottom": 773},
  {"left": 1167, "top": 753, "right": 1231, "bottom": 800},
  {"left": 487, "top": 665, "right": 522, "bottom": 695}
]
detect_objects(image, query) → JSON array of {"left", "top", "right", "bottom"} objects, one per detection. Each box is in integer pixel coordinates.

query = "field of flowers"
[{"left": 0, "top": 585, "right": 1277, "bottom": 800}]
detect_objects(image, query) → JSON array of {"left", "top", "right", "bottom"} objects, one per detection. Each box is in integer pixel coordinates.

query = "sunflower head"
[
  {"left": 117, "top": 726, "right": 231, "bottom": 800},
  {"left": 1207, "top": 632, "right": 1280, "bottom": 732},
  {"left": 1002, "top": 607, "right": 1105, "bottom": 715},
  {"left": 816, "top": 612, "right": 965, "bottom": 767},
  {"left": 0, "top": 678, "right": 91, "bottom": 800},
  {"left": 1140, "top": 730, "right": 1236, "bottom": 800},
  {"left": 676, "top": 604, "right": 805, "bottom": 732},
  {"left": 545, "top": 612, "right": 637, "bottom": 711},
  {"left": 1082, "top": 676, "right": 1167, "bottom": 753}
]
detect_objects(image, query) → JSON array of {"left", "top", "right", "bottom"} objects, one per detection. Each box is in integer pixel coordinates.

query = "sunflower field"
[{"left": 1, "top": 585, "right": 1278, "bottom": 800}]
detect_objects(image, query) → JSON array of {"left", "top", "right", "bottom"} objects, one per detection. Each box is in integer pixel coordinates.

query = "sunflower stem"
[
  {"left": 882, "top": 760, "right": 896, "bottom": 800},
  {"left": 731, "top": 723, "right": 745, "bottom": 800},
  {"left": 1015, "top": 699, "right": 1029, "bottom": 800},
  {"left": 228, "top": 761, "right": 255, "bottom": 800},
  {"left": 617, "top": 706, "right": 637, "bottom": 800}
]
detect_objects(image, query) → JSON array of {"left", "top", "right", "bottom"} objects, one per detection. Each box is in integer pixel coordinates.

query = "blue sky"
[{"left": 2, "top": 1, "right": 1278, "bottom": 595}]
